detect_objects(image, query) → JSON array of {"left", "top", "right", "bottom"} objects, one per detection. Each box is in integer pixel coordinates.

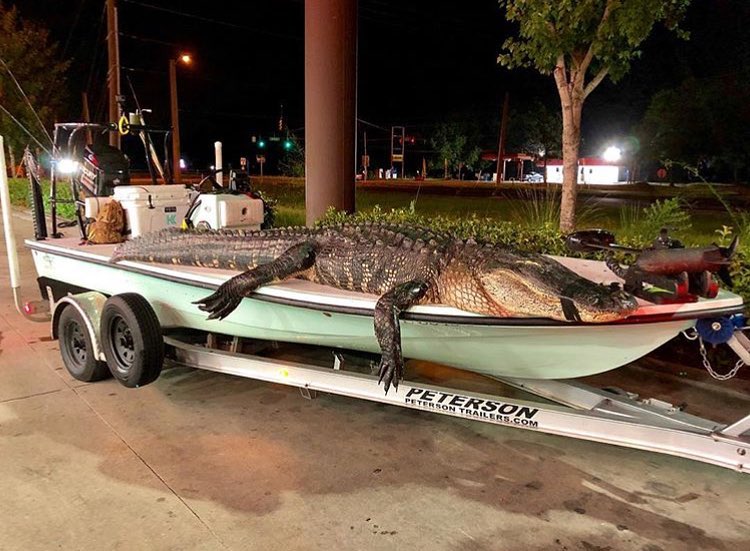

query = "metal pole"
[
  {"left": 106, "top": 0, "right": 120, "bottom": 148},
  {"left": 169, "top": 59, "right": 182, "bottom": 184},
  {"left": 304, "top": 0, "right": 357, "bottom": 225}
]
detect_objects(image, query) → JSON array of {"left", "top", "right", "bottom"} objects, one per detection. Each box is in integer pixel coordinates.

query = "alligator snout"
[{"left": 573, "top": 283, "right": 639, "bottom": 323}]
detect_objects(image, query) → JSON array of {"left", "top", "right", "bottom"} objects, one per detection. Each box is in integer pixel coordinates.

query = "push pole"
[
  {"left": 106, "top": 0, "right": 121, "bottom": 148},
  {"left": 304, "top": 0, "right": 357, "bottom": 224}
]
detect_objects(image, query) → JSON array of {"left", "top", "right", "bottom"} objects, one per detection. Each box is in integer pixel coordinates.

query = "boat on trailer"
[{"left": 2, "top": 134, "right": 750, "bottom": 474}]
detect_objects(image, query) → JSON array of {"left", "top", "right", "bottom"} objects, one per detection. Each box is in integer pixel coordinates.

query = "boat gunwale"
[{"left": 27, "top": 239, "right": 745, "bottom": 328}]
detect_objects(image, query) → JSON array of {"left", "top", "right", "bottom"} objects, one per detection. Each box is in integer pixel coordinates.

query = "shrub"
[{"left": 319, "top": 205, "right": 750, "bottom": 311}]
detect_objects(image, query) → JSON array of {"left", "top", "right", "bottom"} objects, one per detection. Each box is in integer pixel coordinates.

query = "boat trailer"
[{"left": 1, "top": 134, "right": 749, "bottom": 474}]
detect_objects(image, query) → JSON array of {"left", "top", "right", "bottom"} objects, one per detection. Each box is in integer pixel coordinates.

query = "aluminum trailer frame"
[{"left": 165, "top": 333, "right": 750, "bottom": 474}]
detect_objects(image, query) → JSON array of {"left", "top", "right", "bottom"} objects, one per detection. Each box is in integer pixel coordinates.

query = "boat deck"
[{"left": 27, "top": 236, "right": 744, "bottom": 324}]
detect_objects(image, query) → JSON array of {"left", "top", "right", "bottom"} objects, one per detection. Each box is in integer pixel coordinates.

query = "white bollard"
[{"left": 214, "top": 141, "right": 223, "bottom": 187}]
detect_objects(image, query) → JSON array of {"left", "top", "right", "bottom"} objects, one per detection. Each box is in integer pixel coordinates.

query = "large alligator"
[{"left": 112, "top": 223, "right": 638, "bottom": 392}]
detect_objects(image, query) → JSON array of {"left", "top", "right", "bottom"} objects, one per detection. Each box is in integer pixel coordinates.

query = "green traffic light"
[
  {"left": 283, "top": 139, "right": 293, "bottom": 150},
  {"left": 258, "top": 140, "right": 266, "bottom": 148}
]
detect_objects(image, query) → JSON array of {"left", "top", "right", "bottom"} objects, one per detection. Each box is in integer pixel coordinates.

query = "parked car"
[{"left": 524, "top": 172, "right": 544, "bottom": 183}]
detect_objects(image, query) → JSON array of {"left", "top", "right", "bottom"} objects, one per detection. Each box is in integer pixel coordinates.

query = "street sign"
[{"left": 391, "top": 154, "right": 403, "bottom": 162}]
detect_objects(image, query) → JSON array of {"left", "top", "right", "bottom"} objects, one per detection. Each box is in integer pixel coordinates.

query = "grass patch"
[{"left": 8, "top": 177, "right": 77, "bottom": 220}]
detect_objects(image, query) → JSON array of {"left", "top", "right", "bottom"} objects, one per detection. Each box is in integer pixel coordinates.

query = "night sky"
[{"left": 9, "top": 0, "right": 750, "bottom": 170}]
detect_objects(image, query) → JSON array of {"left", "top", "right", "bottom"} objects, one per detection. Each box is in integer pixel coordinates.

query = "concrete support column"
[{"left": 304, "top": 0, "right": 357, "bottom": 225}]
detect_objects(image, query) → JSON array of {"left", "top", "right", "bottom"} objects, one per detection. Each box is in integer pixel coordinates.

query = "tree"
[
  {"left": 639, "top": 76, "right": 750, "bottom": 182},
  {"left": 498, "top": 0, "right": 690, "bottom": 231},
  {"left": 0, "top": 2, "right": 70, "bottom": 172},
  {"left": 429, "top": 121, "right": 481, "bottom": 179},
  {"left": 506, "top": 100, "right": 562, "bottom": 180},
  {"left": 279, "top": 133, "right": 305, "bottom": 177}
]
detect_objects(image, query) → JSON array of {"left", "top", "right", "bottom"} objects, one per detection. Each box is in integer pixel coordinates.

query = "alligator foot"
[
  {"left": 374, "top": 279, "right": 430, "bottom": 394},
  {"left": 194, "top": 282, "right": 242, "bottom": 320},
  {"left": 377, "top": 351, "right": 404, "bottom": 394},
  {"left": 193, "top": 241, "right": 317, "bottom": 321}
]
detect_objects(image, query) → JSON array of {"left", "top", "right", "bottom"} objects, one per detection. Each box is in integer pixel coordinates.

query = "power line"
[
  {"left": 61, "top": 0, "right": 90, "bottom": 58},
  {"left": 119, "top": 32, "right": 180, "bottom": 48},
  {"left": 120, "top": 0, "right": 301, "bottom": 41}
]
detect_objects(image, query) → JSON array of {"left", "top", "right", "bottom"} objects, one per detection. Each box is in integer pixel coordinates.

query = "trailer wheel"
[
  {"left": 101, "top": 294, "right": 164, "bottom": 388},
  {"left": 57, "top": 305, "right": 110, "bottom": 382}
]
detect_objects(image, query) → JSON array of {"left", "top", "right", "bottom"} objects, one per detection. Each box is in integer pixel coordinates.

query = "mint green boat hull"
[{"left": 29, "top": 242, "right": 741, "bottom": 379}]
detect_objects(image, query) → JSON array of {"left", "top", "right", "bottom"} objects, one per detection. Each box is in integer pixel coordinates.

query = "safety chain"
[
  {"left": 681, "top": 328, "right": 745, "bottom": 380},
  {"left": 699, "top": 337, "right": 745, "bottom": 381}
]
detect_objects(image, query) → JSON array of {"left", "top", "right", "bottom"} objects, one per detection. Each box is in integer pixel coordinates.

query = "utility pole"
[
  {"left": 495, "top": 92, "right": 510, "bottom": 183},
  {"left": 362, "top": 130, "right": 369, "bottom": 179},
  {"left": 106, "top": 0, "right": 121, "bottom": 148},
  {"left": 168, "top": 59, "right": 182, "bottom": 183}
]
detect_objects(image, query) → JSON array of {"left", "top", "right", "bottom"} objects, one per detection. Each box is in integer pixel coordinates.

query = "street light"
[
  {"left": 169, "top": 52, "right": 193, "bottom": 183},
  {"left": 602, "top": 146, "right": 622, "bottom": 163}
]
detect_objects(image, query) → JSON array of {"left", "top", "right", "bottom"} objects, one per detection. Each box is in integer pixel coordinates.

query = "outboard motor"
[{"left": 79, "top": 144, "right": 130, "bottom": 197}]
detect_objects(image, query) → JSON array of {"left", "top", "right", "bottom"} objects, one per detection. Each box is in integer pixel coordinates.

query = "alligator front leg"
[
  {"left": 374, "top": 279, "right": 430, "bottom": 393},
  {"left": 194, "top": 241, "right": 316, "bottom": 320}
]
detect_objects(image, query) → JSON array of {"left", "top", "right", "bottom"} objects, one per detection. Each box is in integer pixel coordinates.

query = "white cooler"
[
  {"left": 112, "top": 185, "right": 192, "bottom": 237},
  {"left": 189, "top": 193, "right": 264, "bottom": 230}
]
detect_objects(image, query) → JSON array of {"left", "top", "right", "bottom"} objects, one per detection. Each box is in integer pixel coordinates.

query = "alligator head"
[{"left": 474, "top": 250, "right": 639, "bottom": 323}]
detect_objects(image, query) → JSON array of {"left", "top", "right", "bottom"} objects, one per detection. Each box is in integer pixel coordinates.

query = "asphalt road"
[{"left": 1, "top": 210, "right": 750, "bottom": 551}]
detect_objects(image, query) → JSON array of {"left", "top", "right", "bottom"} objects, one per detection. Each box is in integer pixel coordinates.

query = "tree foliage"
[
  {"left": 0, "top": 2, "right": 70, "bottom": 156},
  {"left": 499, "top": 0, "right": 689, "bottom": 92},
  {"left": 279, "top": 133, "right": 305, "bottom": 177},
  {"left": 507, "top": 100, "right": 562, "bottom": 159},
  {"left": 429, "top": 121, "right": 481, "bottom": 175},
  {"left": 639, "top": 76, "right": 750, "bottom": 181}
]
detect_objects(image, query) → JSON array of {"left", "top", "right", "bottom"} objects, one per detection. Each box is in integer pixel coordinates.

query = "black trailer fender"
[{"left": 51, "top": 292, "right": 108, "bottom": 363}]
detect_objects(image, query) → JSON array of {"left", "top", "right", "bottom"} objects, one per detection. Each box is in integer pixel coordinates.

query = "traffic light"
[
  {"left": 283, "top": 139, "right": 293, "bottom": 150},
  {"left": 258, "top": 139, "right": 266, "bottom": 149}
]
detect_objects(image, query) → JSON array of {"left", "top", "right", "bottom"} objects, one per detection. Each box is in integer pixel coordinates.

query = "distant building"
[
  {"left": 545, "top": 157, "right": 627, "bottom": 185},
  {"left": 480, "top": 151, "right": 535, "bottom": 182}
]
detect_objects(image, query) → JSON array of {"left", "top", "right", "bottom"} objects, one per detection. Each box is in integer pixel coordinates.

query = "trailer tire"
[
  {"left": 58, "top": 305, "right": 111, "bottom": 382},
  {"left": 101, "top": 294, "right": 164, "bottom": 388}
]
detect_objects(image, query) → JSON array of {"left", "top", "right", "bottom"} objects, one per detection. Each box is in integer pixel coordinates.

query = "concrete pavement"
[{"left": 1, "top": 210, "right": 749, "bottom": 551}]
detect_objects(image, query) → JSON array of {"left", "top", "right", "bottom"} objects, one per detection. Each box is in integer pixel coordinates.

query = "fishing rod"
[{"left": 0, "top": 55, "right": 54, "bottom": 146}]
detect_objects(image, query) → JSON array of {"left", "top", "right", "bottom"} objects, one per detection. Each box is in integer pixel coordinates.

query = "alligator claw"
[
  {"left": 193, "top": 283, "right": 241, "bottom": 320},
  {"left": 377, "top": 353, "right": 403, "bottom": 394}
]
